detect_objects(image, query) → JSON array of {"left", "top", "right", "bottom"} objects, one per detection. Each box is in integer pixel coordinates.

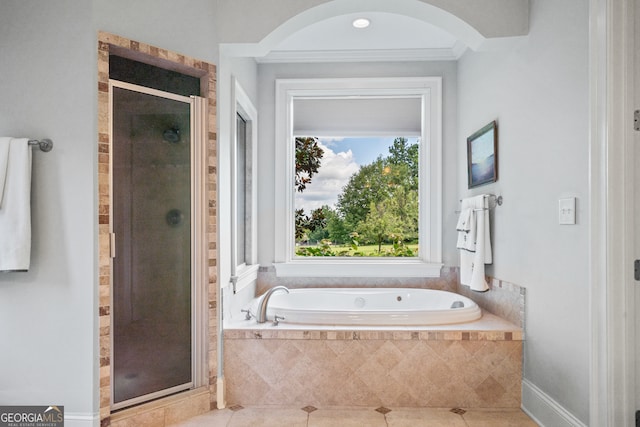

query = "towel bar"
[
  {"left": 490, "top": 195, "right": 503, "bottom": 206},
  {"left": 28, "top": 139, "right": 53, "bottom": 152},
  {"left": 455, "top": 194, "right": 502, "bottom": 214}
]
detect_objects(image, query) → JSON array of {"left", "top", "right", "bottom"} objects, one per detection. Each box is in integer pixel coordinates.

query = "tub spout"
[{"left": 257, "top": 286, "right": 290, "bottom": 323}]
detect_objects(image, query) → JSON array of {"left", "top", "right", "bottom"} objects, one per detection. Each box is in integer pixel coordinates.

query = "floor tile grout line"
[
  {"left": 171, "top": 406, "right": 536, "bottom": 427},
  {"left": 188, "top": 405, "right": 538, "bottom": 427}
]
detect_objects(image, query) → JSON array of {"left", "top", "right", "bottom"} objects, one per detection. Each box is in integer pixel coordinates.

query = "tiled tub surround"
[
  {"left": 457, "top": 277, "right": 526, "bottom": 329},
  {"left": 223, "top": 313, "right": 522, "bottom": 409}
]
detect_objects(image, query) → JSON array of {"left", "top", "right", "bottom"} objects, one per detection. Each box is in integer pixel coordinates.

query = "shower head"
[{"left": 163, "top": 127, "right": 181, "bottom": 144}]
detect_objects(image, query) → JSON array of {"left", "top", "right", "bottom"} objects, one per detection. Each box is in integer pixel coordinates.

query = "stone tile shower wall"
[{"left": 97, "top": 32, "right": 217, "bottom": 426}]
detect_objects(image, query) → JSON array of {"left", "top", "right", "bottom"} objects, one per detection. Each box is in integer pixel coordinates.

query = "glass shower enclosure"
[{"left": 110, "top": 80, "right": 206, "bottom": 409}]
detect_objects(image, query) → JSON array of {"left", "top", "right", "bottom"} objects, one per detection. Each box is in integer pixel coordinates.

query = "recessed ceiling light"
[{"left": 352, "top": 18, "right": 370, "bottom": 29}]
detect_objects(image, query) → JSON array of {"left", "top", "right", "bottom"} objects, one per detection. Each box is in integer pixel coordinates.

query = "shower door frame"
[{"left": 108, "top": 79, "right": 209, "bottom": 410}]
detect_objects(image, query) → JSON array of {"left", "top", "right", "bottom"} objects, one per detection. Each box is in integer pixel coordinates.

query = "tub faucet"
[{"left": 257, "top": 286, "right": 289, "bottom": 323}]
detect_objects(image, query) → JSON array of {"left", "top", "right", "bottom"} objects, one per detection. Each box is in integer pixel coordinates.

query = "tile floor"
[{"left": 173, "top": 405, "right": 539, "bottom": 426}]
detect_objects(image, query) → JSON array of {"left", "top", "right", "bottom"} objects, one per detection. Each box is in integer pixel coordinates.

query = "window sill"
[
  {"left": 273, "top": 260, "right": 443, "bottom": 278},
  {"left": 232, "top": 264, "right": 259, "bottom": 293}
]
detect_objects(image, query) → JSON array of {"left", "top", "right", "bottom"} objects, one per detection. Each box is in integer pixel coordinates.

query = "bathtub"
[{"left": 247, "top": 288, "right": 482, "bottom": 326}]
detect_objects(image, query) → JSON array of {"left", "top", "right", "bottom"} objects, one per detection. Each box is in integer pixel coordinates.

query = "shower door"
[{"left": 110, "top": 80, "right": 206, "bottom": 409}]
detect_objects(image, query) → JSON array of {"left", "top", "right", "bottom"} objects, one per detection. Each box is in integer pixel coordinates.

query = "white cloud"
[
  {"left": 295, "top": 141, "right": 360, "bottom": 213},
  {"left": 316, "top": 137, "right": 345, "bottom": 151},
  {"left": 318, "top": 137, "right": 345, "bottom": 143}
]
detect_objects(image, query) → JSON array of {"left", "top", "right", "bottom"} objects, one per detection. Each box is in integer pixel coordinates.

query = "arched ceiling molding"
[{"left": 218, "top": 0, "right": 528, "bottom": 57}]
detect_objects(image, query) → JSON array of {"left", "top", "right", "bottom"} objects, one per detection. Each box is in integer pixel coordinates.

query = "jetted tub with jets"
[{"left": 245, "top": 288, "right": 482, "bottom": 326}]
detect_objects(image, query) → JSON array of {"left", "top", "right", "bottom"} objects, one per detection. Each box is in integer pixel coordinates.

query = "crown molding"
[{"left": 256, "top": 42, "right": 467, "bottom": 64}]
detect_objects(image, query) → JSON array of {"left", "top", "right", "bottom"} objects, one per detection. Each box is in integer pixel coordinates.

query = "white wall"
[
  {"left": 93, "top": 0, "right": 219, "bottom": 64},
  {"left": 0, "top": 0, "right": 98, "bottom": 421},
  {"left": 216, "top": 0, "right": 528, "bottom": 46},
  {"left": 256, "top": 61, "right": 459, "bottom": 266},
  {"left": 228, "top": 58, "right": 260, "bottom": 104},
  {"left": 457, "top": 0, "right": 589, "bottom": 423},
  {"left": 0, "top": 0, "right": 219, "bottom": 423}
]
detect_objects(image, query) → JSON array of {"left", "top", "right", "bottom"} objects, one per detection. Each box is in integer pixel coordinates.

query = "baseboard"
[
  {"left": 522, "top": 379, "right": 587, "bottom": 427},
  {"left": 217, "top": 377, "right": 226, "bottom": 409},
  {"left": 64, "top": 412, "right": 99, "bottom": 427}
]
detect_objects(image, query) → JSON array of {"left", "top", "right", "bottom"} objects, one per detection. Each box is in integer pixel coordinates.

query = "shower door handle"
[{"left": 110, "top": 233, "right": 116, "bottom": 258}]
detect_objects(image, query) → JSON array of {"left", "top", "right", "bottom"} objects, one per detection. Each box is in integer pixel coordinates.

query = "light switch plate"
[{"left": 559, "top": 197, "right": 576, "bottom": 225}]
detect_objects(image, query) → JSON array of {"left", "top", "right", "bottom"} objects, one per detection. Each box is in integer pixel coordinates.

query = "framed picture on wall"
[{"left": 467, "top": 120, "right": 498, "bottom": 188}]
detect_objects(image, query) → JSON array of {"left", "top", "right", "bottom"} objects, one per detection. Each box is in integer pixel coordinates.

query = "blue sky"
[
  {"left": 295, "top": 136, "right": 419, "bottom": 213},
  {"left": 321, "top": 137, "right": 398, "bottom": 165}
]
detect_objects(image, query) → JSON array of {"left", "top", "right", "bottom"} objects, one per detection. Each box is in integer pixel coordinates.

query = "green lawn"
[{"left": 297, "top": 242, "right": 419, "bottom": 257}]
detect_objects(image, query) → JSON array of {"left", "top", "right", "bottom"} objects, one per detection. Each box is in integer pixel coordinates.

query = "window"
[
  {"left": 294, "top": 136, "right": 420, "bottom": 258},
  {"left": 230, "top": 78, "right": 259, "bottom": 292},
  {"left": 274, "top": 77, "right": 443, "bottom": 277},
  {"left": 236, "top": 112, "right": 248, "bottom": 265}
]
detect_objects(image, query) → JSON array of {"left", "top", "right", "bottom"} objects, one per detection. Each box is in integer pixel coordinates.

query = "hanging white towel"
[
  {"left": 456, "top": 208, "right": 475, "bottom": 251},
  {"left": 0, "top": 138, "right": 32, "bottom": 271},
  {"left": 458, "top": 195, "right": 492, "bottom": 292},
  {"left": 0, "top": 137, "right": 11, "bottom": 206},
  {"left": 456, "top": 207, "right": 472, "bottom": 231}
]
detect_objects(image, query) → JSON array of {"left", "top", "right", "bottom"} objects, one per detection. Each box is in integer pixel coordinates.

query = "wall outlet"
[{"left": 559, "top": 197, "right": 576, "bottom": 225}]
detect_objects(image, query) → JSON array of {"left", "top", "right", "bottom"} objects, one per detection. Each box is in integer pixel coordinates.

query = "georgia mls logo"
[{"left": 0, "top": 405, "right": 64, "bottom": 427}]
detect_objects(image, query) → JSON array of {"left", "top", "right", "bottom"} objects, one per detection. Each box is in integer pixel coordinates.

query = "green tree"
[
  {"left": 326, "top": 209, "right": 350, "bottom": 244},
  {"left": 294, "top": 137, "right": 325, "bottom": 239},
  {"left": 296, "top": 136, "right": 420, "bottom": 256},
  {"left": 307, "top": 206, "right": 330, "bottom": 242},
  {"left": 388, "top": 137, "right": 419, "bottom": 190},
  {"left": 357, "top": 201, "right": 402, "bottom": 253},
  {"left": 336, "top": 157, "right": 392, "bottom": 228},
  {"left": 308, "top": 206, "right": 327, "bottom": 231},
  {"left": 295, "top": 137, "right": 324, "bottom": 193},
  {"left": 388, "top": 186, "right": 419, "bottom": 241},
  {"left": 336, "top": 138, "right": 420, "bottom": 245},
  {"left": 295, "top": 208, "right": 309, "bottom": 241}
]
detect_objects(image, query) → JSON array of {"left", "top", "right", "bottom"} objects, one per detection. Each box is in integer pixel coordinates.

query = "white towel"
[
  {"left": 456, "top": 207, "right": 472, "bottom": 231},
  {"left": 458, "top": 195, "right": 492, "bottom": 292},
  {"left": 456, "top": 208, "right": 475, "bottom": 251},
  {"left": 0, "top": 137, "right": 11, "bottom": 206},
  {"left": 0, "top": 138, "right": 32, "bottom": 271}
]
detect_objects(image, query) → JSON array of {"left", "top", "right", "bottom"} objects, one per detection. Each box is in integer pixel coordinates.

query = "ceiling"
[{"left": 258, "top": 12, "right": 466, "bottom": 63}]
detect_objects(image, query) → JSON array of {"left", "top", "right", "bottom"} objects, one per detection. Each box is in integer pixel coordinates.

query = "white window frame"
[
  {"left": 230, "top": 77, "right": 259, "bottom": 292},
  {"left": 274, "top": 77, "right": 443, "bottom": 278}
]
